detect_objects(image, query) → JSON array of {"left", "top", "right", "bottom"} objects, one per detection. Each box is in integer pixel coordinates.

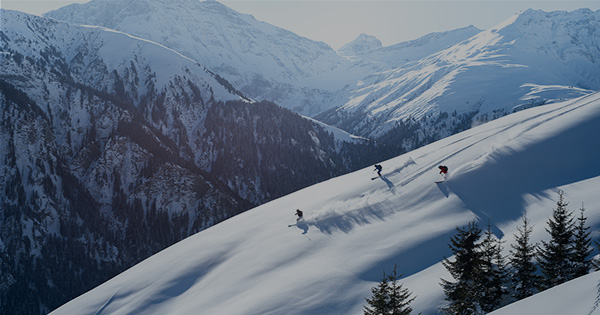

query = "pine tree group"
[{"left": 440, "top": 190, "right": 595, "bottom": 314}]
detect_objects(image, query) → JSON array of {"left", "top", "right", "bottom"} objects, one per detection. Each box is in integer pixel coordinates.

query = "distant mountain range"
[
  {"left": 339, "top": 26, "right": 481, "bottom": 67},
  {"left": 45, "top": 0, "right": 384, "bottom": 116},
  {"left": 318, "top": 9, "right": 600, "bottom": 149}
]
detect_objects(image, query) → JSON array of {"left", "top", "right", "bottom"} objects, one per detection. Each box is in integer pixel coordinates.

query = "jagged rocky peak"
[{"left": 339, "top": 33, "right": 383, "bottom": 56}]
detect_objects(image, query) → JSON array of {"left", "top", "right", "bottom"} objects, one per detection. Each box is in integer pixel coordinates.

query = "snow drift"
[{"left": 51, "top": 93, "right": 600, "bottom": 314}]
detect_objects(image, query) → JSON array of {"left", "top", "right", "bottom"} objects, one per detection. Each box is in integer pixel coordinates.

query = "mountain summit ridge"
[{"left": 45, "top": 0, "right": 373, "bottom": 116}]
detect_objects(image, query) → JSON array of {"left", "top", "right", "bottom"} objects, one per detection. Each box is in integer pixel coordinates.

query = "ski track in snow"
[{"left": 401, "top": 93, "right": 598, "bottom": 189}]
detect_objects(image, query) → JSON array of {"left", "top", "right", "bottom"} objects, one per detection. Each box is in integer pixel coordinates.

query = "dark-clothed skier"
[
  {"left": 374, "top": 164, "right": 383, "bottom": 177},
  {"left": 295, "top": 209, "right": 303, "bottom": 222}
]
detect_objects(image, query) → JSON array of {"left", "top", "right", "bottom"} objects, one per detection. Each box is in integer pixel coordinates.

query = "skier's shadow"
[
  {"left": 296, "top": 221, "right": 309, "bottom": 234},
  {"left": 436, "top": 181, "right": 450, "bottom": 197},
  {"left": 378, "top": 176, "right": 396, "bottom": 194}
]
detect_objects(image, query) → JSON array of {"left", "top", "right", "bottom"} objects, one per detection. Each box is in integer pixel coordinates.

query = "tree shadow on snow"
[
  {"left": 132, "top": 253, "right": 229, "bottom": 314},
  {"left": 309, "top": 203, "right": 394, "bottom": 235},
  {"left": 358, "top": 231, "right": 454, "bottom": 283}
]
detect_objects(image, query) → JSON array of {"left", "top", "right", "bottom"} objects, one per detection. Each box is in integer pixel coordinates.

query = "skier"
[
  {"left": 295, "top": 209, "right": 304, "bottom": 222},
  {"left": 374, "top": 164, "right": 383, "bottom": 177},
  {"left": 438, "top": 165, "right": 448, "bottom": 179}
]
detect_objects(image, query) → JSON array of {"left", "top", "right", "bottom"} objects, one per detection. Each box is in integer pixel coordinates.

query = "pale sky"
[{"left": 3, "top": 0, "right": 600, "bottom": 49}]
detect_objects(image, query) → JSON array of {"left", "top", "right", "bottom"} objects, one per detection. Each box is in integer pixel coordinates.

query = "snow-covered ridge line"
[
  {"left": 77, "top": 23, "right": 206, "bottom": 66},
  {"left": 303, "top": 115, "right": 369, "bottom": 144},
  {"left": 44, "top": 0, "right": 371, "bottom": 116},
  {"left": 1, "top": 9, "right": 246, "bottom": 103}
]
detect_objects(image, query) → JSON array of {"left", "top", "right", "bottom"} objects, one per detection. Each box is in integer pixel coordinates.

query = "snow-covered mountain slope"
[
  {"left": 51, "top": 92, "right": 600, "bottom": 314},
  {"left": 339, "top": 26, "right": 481, "bottom": 67},
  {"left": 490, "top": 270, "right": 600, "bottom": 315},
  {"left": 319, "top": 9, "right": 600, "bottom": 141},
  {"left": 44, "top": 0, "right": 383, "bottom": 116},
  {"left": 1, "top": 9, "right": 244, "bottom": 106},
  {"left": 0, "top": 7, "right": 248, "bottom": 210}
]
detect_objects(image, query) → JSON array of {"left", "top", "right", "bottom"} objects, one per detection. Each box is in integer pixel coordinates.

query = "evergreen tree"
[
  {"left": 537, "top": 190, "right": 576, "bottom": 290},
  {"left": 572, "top": 203, "right": 593, "bottom": 278},
  {"left": 364, "top": 265, "right": 415, "bottom": 315},
  {"left": 509, "top": 217, "right": 539, "bottom": 300},
  {"left": 479, "top": 223, "right": 508, "bottom": 312},
  {"left": 365, "top": 271, "right": 391, "bottom": 315},
  {"left": 387, "top": 265, "right": 416, "bottom": 315},
  {"left": 440, "top": 221, "right": 484, "bottom": 315}
]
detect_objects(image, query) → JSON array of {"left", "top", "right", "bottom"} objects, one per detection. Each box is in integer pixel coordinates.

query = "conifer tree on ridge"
[
  {"left": 572, "top": 203, "right": 593, "bottom": 278},
  {"left": 537, "top": 190, "right": 576, "bottom": 290},
  {"left": 509, "top": 216, "right": 539, "bottom": 300},
  {"left": 440, "top": 221, "right": 484, "bottom": 315},
  {"left": 480, "top": 223, "right": 508, "bottom": 312},
  {"left": 364, "top": 265, "right": 415, "bottom": 315}
]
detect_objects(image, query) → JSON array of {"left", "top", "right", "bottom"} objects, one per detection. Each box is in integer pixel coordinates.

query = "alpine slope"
[{"left": 52, "top": 92, "right": 600, "bottom": 314}]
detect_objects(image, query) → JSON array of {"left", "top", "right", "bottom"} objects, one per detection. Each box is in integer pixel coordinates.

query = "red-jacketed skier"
[{"left": 438, "top": 165, "right": 448, "bottom": 179}]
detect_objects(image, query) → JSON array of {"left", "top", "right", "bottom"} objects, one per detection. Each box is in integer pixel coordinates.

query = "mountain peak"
[
  {"left": 44, "top": 0, "right": 370, "bottom": 117},
  {"left": 491, "top": 7, "right": 600, "bottom": 33},
  {"left": 338, "top": 33, "right": 383, "bottom": 56}
]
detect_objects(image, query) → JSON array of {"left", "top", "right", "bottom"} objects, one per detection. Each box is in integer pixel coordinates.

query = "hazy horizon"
[{"left": 3, "top": 0, "right": 600, "bottom": 49}]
